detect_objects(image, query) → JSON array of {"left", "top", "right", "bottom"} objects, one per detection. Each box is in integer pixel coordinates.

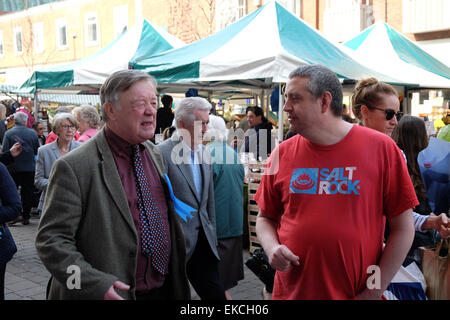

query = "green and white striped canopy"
[
  {"left": 18, "top": 19, "right": 184, "bottom": 93},
  {"left": 130, "top": 1, "right": 406, "bottom": 86},
  {"left": 344, "top": 22, "right": 450, "bottom": 88}
]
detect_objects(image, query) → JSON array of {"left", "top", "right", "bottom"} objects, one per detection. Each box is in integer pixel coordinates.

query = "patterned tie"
[{"left": 131, "top": 144, "right": 169, "bottom": 275}]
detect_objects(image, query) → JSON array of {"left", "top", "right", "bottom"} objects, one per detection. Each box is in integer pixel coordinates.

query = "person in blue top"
[{"left": 205, "top": 115, "right": 245, "bottom": 300}]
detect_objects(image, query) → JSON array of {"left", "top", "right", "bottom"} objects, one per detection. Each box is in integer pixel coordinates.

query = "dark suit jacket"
[
  {"left": 0, "top": 151, "right": 13, "bottom": 166},
  {"left": 35, "top": 128, "right": 190, "bottom": 300},
  {"left": 0, "top": 162, "right": 21, "bottom": 265},
  {"left": 0, "top": 120, "right": 6, "bottom": 146},
  {"left": 155, "top": 107, "right": 174, "bottom": 135},
  {"left": 2, "top": 124, "right": 39, "bottom": 172}
]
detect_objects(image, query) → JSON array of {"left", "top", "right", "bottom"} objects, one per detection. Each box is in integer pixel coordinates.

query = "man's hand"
[
  {"left": 104, "top": 280, "right": 130, "bottom": 300},
  {"left": 267, "top": 244, "right": 300, "bottom": 272},
  {"left": 423, "top": 213, "right": 450, "bottom": 238},
  {"left": 10, "top": 142, "right": 22, "bottom": 157}
]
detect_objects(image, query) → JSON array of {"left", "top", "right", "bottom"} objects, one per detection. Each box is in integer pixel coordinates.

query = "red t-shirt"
[{"left": 254, "top": 125, "right": 418, "bottom": 300}]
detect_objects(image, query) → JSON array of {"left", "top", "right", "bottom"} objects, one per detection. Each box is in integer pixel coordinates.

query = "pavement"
[{"left": 4, "top": 215, "right": 265, "bottom": 300}]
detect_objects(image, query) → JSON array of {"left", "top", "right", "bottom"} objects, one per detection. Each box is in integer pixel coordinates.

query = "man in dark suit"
[
  {"left": 35, "top": 70, "right": 190, "bottom": 300},
  {"left": 158, "top": 97, "right": 226, "bottom": 301},
  {"left": 2, "top": 112, "right": 40, "bottom": 225},
  {"left": 243, "top": 106, "right": 275, "bottom": 160},
  {"left": 155, "top": 94, "right": 174, "bottom": 135}
]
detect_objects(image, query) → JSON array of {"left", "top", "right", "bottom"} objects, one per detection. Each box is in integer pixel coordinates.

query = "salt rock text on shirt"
[{"left": 290, "top": 167, "right": 360, "bottom": 195}]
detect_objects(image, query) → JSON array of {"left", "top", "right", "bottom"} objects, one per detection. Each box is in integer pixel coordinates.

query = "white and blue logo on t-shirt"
[{"left": 290, "top": 167, "right": 360, "bottom": 195}]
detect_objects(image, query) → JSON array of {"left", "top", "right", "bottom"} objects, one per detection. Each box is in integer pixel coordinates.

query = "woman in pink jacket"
[{"left": 73, "top": 104, "right": 100, "bottom": 142}]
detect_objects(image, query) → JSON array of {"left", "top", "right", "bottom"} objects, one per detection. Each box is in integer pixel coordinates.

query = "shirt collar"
[{"left": 104, "top": 126, "right": 144, "bottom": 159}]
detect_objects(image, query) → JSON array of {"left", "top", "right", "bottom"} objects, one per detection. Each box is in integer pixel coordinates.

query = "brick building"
[
  {"left": 0, "top": 0, "right": 219, "bottom": 86},
  {"left": 0, "top": 0, "right": 448, "bottom": 89}
]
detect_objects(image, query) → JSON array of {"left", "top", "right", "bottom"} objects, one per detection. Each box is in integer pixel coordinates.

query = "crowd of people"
[
  {"left": 0, "top": 65, "right": 449, "bottom": 301},
  {"left": 0, "top": 102, "right": 101, "bottom": 299}
]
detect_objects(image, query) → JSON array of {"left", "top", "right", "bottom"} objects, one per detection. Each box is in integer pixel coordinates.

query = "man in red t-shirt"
[{"left": 255, "top": 65, "right": 417, "bottom": 300}]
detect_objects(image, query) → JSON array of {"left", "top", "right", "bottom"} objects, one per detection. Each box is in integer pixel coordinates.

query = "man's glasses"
[
  {"left": 366, "top": 105, "right": 403, "bottom": 121},
  {"left": 61, "top": 125, "right": 76, "bottom": 131}
]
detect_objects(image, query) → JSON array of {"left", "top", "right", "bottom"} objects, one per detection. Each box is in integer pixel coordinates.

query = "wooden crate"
[{"left": 247, "top": 161, "right": 267, "bottom": 253}]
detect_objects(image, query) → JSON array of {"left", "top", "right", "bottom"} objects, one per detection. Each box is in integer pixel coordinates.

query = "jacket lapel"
[
  {"left": 69, "top": 141, "right": 78, "bottom": 151},
  {"left": 143, "top": 142, "right": 179, "bottom": 206},
  {"left": 170, "top": 139, "right": 200, "bottom": 204},
  {"left": 179, "top": 162, "right": 200, "bottom": 204},
  {"left": 200, "top": 146, "right": 209, "bottom": 204},
  {"left": 50, "top": 141, "right": 60, "bottom": 159},
  {"left": 96, "top": 130, "right": 136, "bottom": 236}
]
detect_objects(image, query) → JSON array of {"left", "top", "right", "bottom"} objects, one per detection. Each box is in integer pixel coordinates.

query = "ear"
[
  {"left": 176, "top": 119, "right": 184, "bottom": 130},
  {"left": 321, "top": 91, "right": 332, "bottom": 113},
  {"left": 360, "top": 105, "right": 370, "bottom": 120},
  {"left": 103, "top": 102, "right": 117, "bottom": 121}
]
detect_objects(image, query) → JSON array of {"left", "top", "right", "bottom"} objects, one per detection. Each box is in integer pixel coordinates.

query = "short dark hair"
[
  {"left": 248, "top": 106, "right": 266, "bottom": 122},
  {"left": 32, "top": 121, "right": 42, "bottom": 130},
  {"left": 161, "top": 95, "right": 173, "bottom": 108},
  {"left": 289, "top": 64, "right": 343, "bottom": 117}
]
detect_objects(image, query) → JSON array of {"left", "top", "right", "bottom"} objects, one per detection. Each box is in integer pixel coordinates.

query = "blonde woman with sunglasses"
[
  {"left": 351, "top": 78, "right": 402, "bottom": 137},
  {"left": 352, "top": 78, "right": 449, "bottom": 259}
]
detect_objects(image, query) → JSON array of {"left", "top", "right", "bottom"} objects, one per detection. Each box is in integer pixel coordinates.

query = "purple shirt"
[{"left": 104, "top": 127, "right": 170, "bottom": 292}]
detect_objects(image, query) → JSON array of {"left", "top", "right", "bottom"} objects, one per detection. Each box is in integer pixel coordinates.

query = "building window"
[
  {"left": 33, "top": 22, "right": 44, "bottom": 54},
  {"left": 403, "top": 0, "right": 450, "bottom": 33},
  {"left": 277, "top": 0, "right": 301, "bottom": 16},
  {"left": 324, "top": 0, "right": 372, "bottom": 43},
  {"left": 0, "top": 31, "right": 3, "bottom": 57},
  {"left": 238, "top": 0, "right": 246, "bottom": 18},
  {"left": 13, "top": 27, "right": 22, "bottom": 55},
  {"left": 85, "top": 12, "right": 99, "bottom": 46},
  {"left": 55, "top": 18, "right": 67, "bottom": 49},
  {"left": 114, "top": 5, "right": 128, "bottom": 39}
]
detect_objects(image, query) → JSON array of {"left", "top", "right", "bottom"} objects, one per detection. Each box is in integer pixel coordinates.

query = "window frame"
[
  {"left": 0, "top": 30, "right": 3, "bottom": 58},
  {"left": 13, "top": 26, "right": 23, "bottom": 55},
  {"left": 85, "top": 11, "right": 99, "bottom": 47},
  {"left": 55, "top": 18, "right": 68, "bottom": 50},
  {"left": 113, "top": 5, "right": 128, "bottom": 39},
  {"left": 237, "top": 0, "right": 247, "bottom": 18},
  {"left": 33, "top": 22, "right": 45, "bottom": 54}
]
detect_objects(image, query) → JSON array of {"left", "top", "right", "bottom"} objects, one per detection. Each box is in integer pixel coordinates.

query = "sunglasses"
[{"left": 366, "top": 105, "right": 403, "bottom": 121}]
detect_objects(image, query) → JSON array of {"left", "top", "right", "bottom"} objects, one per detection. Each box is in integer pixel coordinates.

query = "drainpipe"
[
  {"left": 385, "top": 0, "right": 387, "bottom": 22},
  {"left": 316, "top": 0, "right": 320, "bottom": 29}
]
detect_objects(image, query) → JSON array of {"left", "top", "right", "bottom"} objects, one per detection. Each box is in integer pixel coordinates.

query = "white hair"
[
  {"left": 174, "top": 97, "right": 211, "bottom": 129},
  {"left": 0, "top": 103, "right": 6, "bottom": 116},
  {"left": 78, "top": 104, "right": 100, "bottom": 128},
  {"left": 13, "top": 112, "right": 28, "bottom": 125},
  {"left": 52, "top": 112, "right": 78, "bottom": 133},
  {"left": 205, "top": 114, "right": 228, "bottom": 142}
]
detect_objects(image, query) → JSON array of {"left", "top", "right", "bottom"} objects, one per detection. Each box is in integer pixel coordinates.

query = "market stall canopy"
[
  {"left": 343, "top": 22, "right": 450, "bottom": 88},
  {"left": 130, "top": 0, "right": 407, "bottom": 87},
  {"left": 17, "top": 19, "right": 185, "bottom": 93}
]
